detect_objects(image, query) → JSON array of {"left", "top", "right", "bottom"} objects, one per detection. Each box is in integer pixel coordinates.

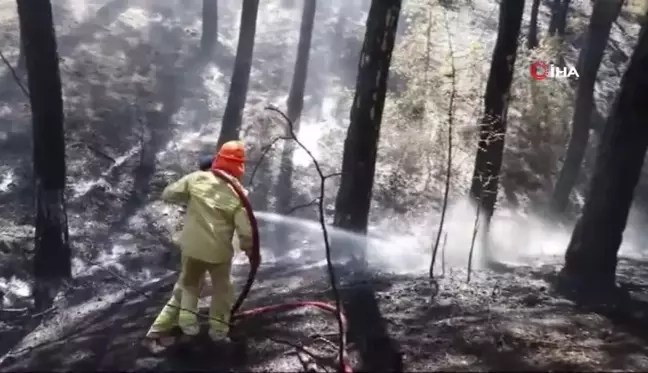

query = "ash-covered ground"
[
  {"left": 3, "top": 258, "right": 648, "bottom": 372},
  {"left": 2, "top": 0, "right": 648, "bottom": 371}
]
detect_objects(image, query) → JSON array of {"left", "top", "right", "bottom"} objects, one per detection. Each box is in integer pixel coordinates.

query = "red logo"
[{"left": 530, "top": 61, "right": 549, "bottom": 80}]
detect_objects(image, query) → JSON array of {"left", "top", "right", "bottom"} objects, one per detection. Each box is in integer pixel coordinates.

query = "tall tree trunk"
[
  {"left": 216, "top": 0, "right": 259, "bottom": 148},
  {"left": 17, "top": 30, "right": 26, "bottom": 69},
  {"left": 550, "top": 0, "right": 623, "bottom": 214},
  {"left": 561, "top": 21, "right": 648, "bottom": 291},
  {"left": 286, "top": 0, "right": 316, "bottom": 123},
  {"left": 335, "top": 5, "right": 404, "bottom": 370},
  {"left": 469, "top": 0, "right": 525, "bottom": 221},
  {"left": 333, "top": 0, "right": 401, "bottom": 234},
  {"left": 276, "top": 0, "right": 316, "bottom": 214},
  {"left": 200, "top": 0, "right": 218, "bottom": 57},
  {"left": 17, "top": 0, "right": 71, "bottom": 309},
  {"left": 528, "top": 0, "right": 541, "bottom": 49},
  {"left": 556, "top": 0, "right": 571, "bottom": 36},
  {"left": 549, "top": 0, "right": 571, "bottom": 36}
]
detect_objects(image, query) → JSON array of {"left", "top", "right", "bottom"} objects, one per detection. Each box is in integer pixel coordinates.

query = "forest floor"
[
  {"left": 2, "top": 0, "right": 648, "bottom": 371},
  {"left": 2, "top": 259, "right": 648, "bottom": 371}
]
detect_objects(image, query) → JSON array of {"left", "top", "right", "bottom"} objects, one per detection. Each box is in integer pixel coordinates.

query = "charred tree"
[
  {"left": 17, "top": 0, "right": 71, "bottom": 309},
  {"left": 200, "top": 0, "right": 218, "bottom": 57},
  {"left": 549, "top": 0, "right": 571, "bottom": 37},
  {"left": 335, "top": 4, "right": 404, "bottom": 370},
  {"left": 18, "top": 30, "right": 26, "bottom": 69},
  {"left": 276, "top": 0, "right": 316, "bottom": 214},
  {"left": 286, "top": 0, "right": 316, "bottom": 124},
  {"left": 469, "top": 0, "right": 525, "bottom": 221},
  {"left": 528, "top": 0, "right": 541, "bottom": 49},
  {"left": 216, "top": 0, "right": 259, "bottom": 148},
  {"left": 561, "top": 21, "right": 648, "bottom": 291},
  {"left": 333, "top": 0, "right": 401, "bottom": 235},
  {"left": 550, "top": 0, "right": 623, "bottom": 214}
]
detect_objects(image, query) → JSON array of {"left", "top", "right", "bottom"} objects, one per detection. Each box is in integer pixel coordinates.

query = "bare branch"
[
  {"left": 248, "top": 135, "right": 291, "bottom": 186},
  {"left": 264, "top": 106, "right": 347, "bottom": 372},
  {"left": 0, "top": 50, "right": 30, "bottom": 99},
  {"left": 429, "top": 3, "right": 457, "bottom": 290},
  {"left": 287, "top": 198, "right": 319, "bottom": 214},
  {"left": 467, "top": 194, "right": 482, "bottom": 283},
  {"left": 323, "top": 172, "right": 342, "bottom": 180}
]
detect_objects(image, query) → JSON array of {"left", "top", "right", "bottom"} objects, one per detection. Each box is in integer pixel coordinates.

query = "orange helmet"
[{"left": 212, "top": 140, "right": 246, "bottom": 178}]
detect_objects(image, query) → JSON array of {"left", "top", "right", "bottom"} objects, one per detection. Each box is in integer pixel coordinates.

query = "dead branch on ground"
[
  {"left": 264, "top": 106, "right": 346, "bottom": 373},
  {"left": 430, "top": 4, "right": 457, "bottom": 292},
  {"left": 68, "top": 142, "right": 117, "bottom": 163}
]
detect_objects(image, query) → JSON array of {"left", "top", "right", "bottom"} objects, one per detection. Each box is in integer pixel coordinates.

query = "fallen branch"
[
  {"left": 68, "top": 142, "right": 117, "bottom": 163},
  {"left": 264, "top": 106, "right": 346, "bottom": 373},
  {"left": 0, "top": 50, "right": 29, "bottom": 99}
]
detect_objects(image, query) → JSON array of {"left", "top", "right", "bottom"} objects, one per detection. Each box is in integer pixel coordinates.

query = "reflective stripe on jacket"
[{"left": 161, "top": 170, "right": 253, "bottom": 263}]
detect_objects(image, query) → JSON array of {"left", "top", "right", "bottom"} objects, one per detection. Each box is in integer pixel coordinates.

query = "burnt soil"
[{"left": 2, "top": 259, "right": 648, "bottom": 372}]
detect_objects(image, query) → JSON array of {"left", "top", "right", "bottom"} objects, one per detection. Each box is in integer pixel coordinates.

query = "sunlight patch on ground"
[
  {"left": 292, "top": 120, "right": 325, "bottom": 167},
  {"left": 0, "top": 276, "right": 30, "bottom": 307},
  {"left": 115, "top": 7, "right": 150, "bottom": 30},
  {"left": 202, "top": 64, "right": 227, "bottom": 99},
  {"left": 0, "top": 170, "right": 15, "bottom": 192},
  {"left": 69, "top": 145, "right": 140, "bottom": 199},
  {"left": 66, "top": 0, "right": 90, "bottom": 22}
]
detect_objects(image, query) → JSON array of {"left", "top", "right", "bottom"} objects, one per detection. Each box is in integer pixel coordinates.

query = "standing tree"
[
  {"left": 276, "top": 0, "right": 316, "bottom": 214},
  {"left": 333, "top": 0, "right": 401, "bottom": 242},
  {"left": 528, "top": 0, "right": 541, "bottom": 49},
  {"left": 216, "top": 0, "right": 259, "bottom": 148},
  {"left": 561, "top": 21, "right": 648, "bottom": 291},
  {"left": 334, "top": 5, "right": 404, "bottom": 370},
  {"left": 17, "top": 30, "right": 26, "bottom": 69},
  {"left": 200, "top": 0, "right": 218, "bottom": 57},
  {"left": 548, "top": 0, "right": 571, "bottom": 37},
  {"left": 17, "top": 0, "right": 71, "bottom": 309},
  {"left": 550, "top": 0, "right": 623, "bottom": 214},
  {"left": 469, "top": 0, "right": 525, "bottom": 221}
]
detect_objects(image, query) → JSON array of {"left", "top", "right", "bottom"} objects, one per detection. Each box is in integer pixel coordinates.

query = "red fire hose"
[{"left": 211, "top": 170, "right": 352, "bottom": 373}]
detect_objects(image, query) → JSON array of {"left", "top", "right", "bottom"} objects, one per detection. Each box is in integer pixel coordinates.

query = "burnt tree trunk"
[
  {"left": 469, "top": 0, "right": 525, "bottom": 221},
  {"left": 333, "top": 0, "right": 401, "bottom": 235},
  {"left": 276, "top": 0, "right": 316, "bottom": 214},
  {"left": 551, "top": 0, "right": 623, "bottom": 214},
  {"left": 334, "top": 4, "right": 404, "bottom": 372},
  {"left": 562, "top": 21, "right": 648, "bottom": 290},
  {"left": 200, "top": 0, "right": 218, "bottom": 57},
  {"left": 18, "top": 29, "right": 26, "bottom": 69},
  {"left": 17, "top": 0, "right": 71, "bottom": 309},
  {"left": 549, "top": 0, "right": 571, "bottom": 36},
  {"left": 217, "top": 0, "right": 259, "bottom": 148},
  {"left": 286, "top": 0, "right": 316, "bottom": 123},
  {"left": 528, "top": 0, "right": 541, "bottom": 49}
]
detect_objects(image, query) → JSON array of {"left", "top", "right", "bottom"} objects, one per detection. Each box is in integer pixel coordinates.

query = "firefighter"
[{"left": 146, "top": 140, "right": 254, "bottom": 345}]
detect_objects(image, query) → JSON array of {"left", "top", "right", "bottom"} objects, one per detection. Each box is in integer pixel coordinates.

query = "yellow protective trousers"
[{"left": 147, "top": 254, "right": 234, "bottom": 339}]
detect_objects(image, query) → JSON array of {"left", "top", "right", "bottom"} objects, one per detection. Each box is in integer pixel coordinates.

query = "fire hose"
[{"left": 210, "top": 169, "right": 352, "bottom": 373}]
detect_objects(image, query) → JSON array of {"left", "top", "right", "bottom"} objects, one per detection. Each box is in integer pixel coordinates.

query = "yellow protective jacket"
[{"left": 161, "top": 170, "right": 253, "bottom": 264}]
